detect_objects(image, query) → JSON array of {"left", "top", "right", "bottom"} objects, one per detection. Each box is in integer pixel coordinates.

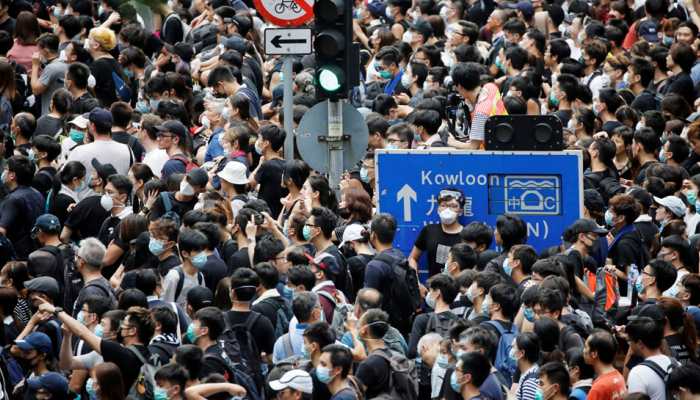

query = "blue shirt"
[
  {"left": 272, "top": 322, "right": 308, "bottom": 363},
  {"left": 204, "top": 127, "right": 225, "bottom": 162}
]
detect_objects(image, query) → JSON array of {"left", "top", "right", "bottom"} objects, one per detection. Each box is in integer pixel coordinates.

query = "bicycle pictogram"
[{"left": 274, "top": 0, "right": 301, "bottom": 13}]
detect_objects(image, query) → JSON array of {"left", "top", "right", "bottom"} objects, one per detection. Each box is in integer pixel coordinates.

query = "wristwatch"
[{"left": 52, "top": 307, "right": 63, "bottom": 317}]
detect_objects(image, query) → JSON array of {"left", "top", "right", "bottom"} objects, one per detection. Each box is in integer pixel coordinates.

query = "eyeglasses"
[
  {"left": 156, "top": 133, "right": 174, "bottom": 138},
  {"left": 642, "top": 270, "right": 655, "bottom": 277},
  {"left": 120, "top": 323, "right": 134, "bottom": 331},
  {"left": 305, "top": 223, "right": 318, "bottom": 228}
]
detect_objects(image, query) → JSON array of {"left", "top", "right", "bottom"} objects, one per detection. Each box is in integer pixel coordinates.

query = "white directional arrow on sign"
[{"left": 397, "top": 184, "right": 417, "bottom": 222}]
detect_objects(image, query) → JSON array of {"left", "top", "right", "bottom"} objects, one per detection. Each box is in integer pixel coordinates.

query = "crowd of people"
[{"left": 0, "top": 0, "right": 699, "bottom": 397}]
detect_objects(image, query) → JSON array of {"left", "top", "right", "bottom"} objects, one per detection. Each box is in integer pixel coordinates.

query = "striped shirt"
[{"left": 516, "top": 364, "right": 540, "bottom": 400}]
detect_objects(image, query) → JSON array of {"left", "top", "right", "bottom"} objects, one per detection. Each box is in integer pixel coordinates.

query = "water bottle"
[{"left": 628, "top": 264, "right": 639, "bottom": 298}]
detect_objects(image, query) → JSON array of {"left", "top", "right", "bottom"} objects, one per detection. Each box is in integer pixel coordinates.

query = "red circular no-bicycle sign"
[{"left": 253, "top": 0, "right": 314, "bottom": 26}]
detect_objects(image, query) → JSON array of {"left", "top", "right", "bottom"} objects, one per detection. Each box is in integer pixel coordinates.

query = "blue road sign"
[{"left": 376, "top": 150, "right": 584, "bottom": 281}]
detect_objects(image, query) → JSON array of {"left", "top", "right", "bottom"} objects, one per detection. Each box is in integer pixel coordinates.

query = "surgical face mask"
[
  {"left": 281, "top": 285, "right": 294, "bottom": 300},
  {"left": 379, "top": 70, "right": 393, "bottom": 80},
  {"left": 69, "top": 129, "right": 85, "bottom": 143},
  {"left": 302, "top": 344, "right": 311, "bottom": 359},
  {"left": 180, "top": 180, "right": 195, "bottom": 196},
  {"left": 534, "top": 388, "right": 544, "bottom": 400},
  {"left": 191, "top": 251, "right": 208, "bottom": 269},
  {"left": 77, "top": 311, "right": 85, "bottom": 324},
  {"left": 401, "top": 73, "right": 413, "bottom": 88},
  {"left": 53, "top": 7, "right": 62, "bottom": 18},
  {"left": 94, "top": 324, "right": 104, "bottom": 338},
  {"left": 663, "top": 35, "right": 673, "bottom": 46},
  {"left": 98, "top": 4, "right": 105, "bottom": 15},
  {"left": 27, "top": 149, "right": 35, "bottom": 163},
  {"left": 149, "top": 99, "right": 160, "bottom": 111},
  {"left": 567, "top": 118, "right": 577, "bottom": 131},
  {"left": 222, "top": 107, "right": 231, "bottom": 121},
  {"left": 385, "top": 143, "right": 398, "bottom": 150},
  {"left": 149, "top": 238, "right": 166, "bottom": 256},
  {"left": 465, "top": 287, "right": 475, "bottom": 302},
  {"left": 100, "top": 194, "right": 114, "bottom": 211},
  {"left": 316, "top": 366, "right": 333, "bottom": 384},
  {"left": 508, "top": 347, "right": 519, "bottom": 362},
  {"left": 402, "top": 30, "right": 413, "bottom": 44},
  {"left": 604, "top": 209, "right": 614, "bottom": 227},
  {"left": 385, "top": 6, "right": 393, "bottom": 19},
  {"left": 450, "top": 371, "right": 462, "bottom": 393},
  {"left": 86, "top": 378, "right": 97, "bottom": 400},
  {"left": 503, "top": 258, "right": 513, "bottom": 276},
  {"left": 481, "top": 296, "right": 491, "bottom": 315},
  {"left": 254, "top": 140, "right": 263, "bottom": 155},
  {"left": 135, "top": 101, "right": 150, "bottom": 114},
  {"left": 436, "top": 354, "right": 449, "bottom": 369},
  {"left": 75, "top": 179, "right": 87, "bottom": 193},
  {"left": 201, "top": 115, "right": 211, "bottom": 129},
  {"left": 439, "top": 208, "right": 458, "bottom": 225},
  {"left": 153, "top": 386, "right": 168, "bottom": 400},
  {"left": 302, "top": 225, "right": 313, "bottom": 241},
  {"left": 636, "top": 121, "right": 645, "bottom": 131},
  {"left": 635, "top": 275, "right": 644, "bottom": 293},
  {"left": 439, "top": 6, "right": 450, "bottom": 20},
  {"left": 186, "top": 323, "right": 199, "bottom": 343},
  {"left": 360, "top": 167, "right": 370, "bottom": 183},
  {"left": 524, "top": 307, "right": 536, "bottom": 322},
  {"left": 549, "top": 91, "right": 560, "bottom": 107},
  {"left": 425, "top": 291, "right": 437, "bottom": 309}
]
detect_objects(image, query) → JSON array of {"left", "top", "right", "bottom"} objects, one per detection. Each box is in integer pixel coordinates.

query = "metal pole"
[
  {"left": 282, "top": 56, "right": 294, "bottom": 160},
  {"left": 327, "top": 100, "right": 343, "bottom": 201}
]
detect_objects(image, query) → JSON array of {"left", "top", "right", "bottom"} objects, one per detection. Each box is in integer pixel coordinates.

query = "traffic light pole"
[
  {"left": 282, "top": 56, "right": 294, "bottom": 161},
  {"left": 327, "top": 99, "right": 343, "bottom": 200}
]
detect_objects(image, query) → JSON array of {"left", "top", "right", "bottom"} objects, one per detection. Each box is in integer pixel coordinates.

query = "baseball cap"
[
  {"left": 269, "top": 370, "right": 313, "bottom": 394},
  {"left": 367, "top": 1, "right": 386, "bottom": 18},
  {"left": 409, "top": 18, "right": 433, "bottom": 39},
  {"left": 568, "top": 218, "right": 608, "bottom": 236},
  {"left": 91, "top": 158, "right": 118, "bottom": 182},
  {"left": 27, "top": 372, "right": 69, "bottom": 395},
  {"left": 68, "top": 115, "right": 88, "bottom": 129},
  {"left": 638, "top": 19, "right": 659, "bottom": 43},
  {"left": 187, "top": 286, "right": 214, "bottom": 311},
  {"left": 223, "top": 35, "right": 249, "bottom": 53},
  {"left": 230, "top": 15, "right": 252, "bottom": 36},
  {"left": 89, "top": 108, "right": 113, "bottom": 132},
  {"left": 186, "top": 168, "right": 209, "bottom": 188},
  {"left": 340, "top": 224, "right": 367, "bottom": 248},
  {"left": 627, "top": 187, "right": 653, "bottom": 211},
  {"left": 502, "top": 1, "right": 534, "bottom": 19},
  {"left": 24, "top": 276, "right": 60, "bottom": 300},
  {"left": 218, "top": 161, "right": 248, "bottom": 185},
  {"left": 583, "top": 189, "right": 605, "bottom": 214},
  {"left": 630, "top": 303, "right": 665, "bottom": 322},
  {"left": 155, "top": 120, "right": 188, "bottom": 142},
  {"left": 654, "top": 196, "right": 686, "bottom": 218},
  {"left": 15, "top": 332, "right": 52, "bottom": 354},
  {"left": 33, "top": 214, "right": 61, "bottom": 234},
  {"left": 164, "top": 42, "right": 195, "bottom": 63}
]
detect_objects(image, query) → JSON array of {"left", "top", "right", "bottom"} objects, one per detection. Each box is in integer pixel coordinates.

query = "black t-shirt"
[
  {"left": 0, "top": 185, "right": 44, "bottom": 259},
  {"left": 601, "top": 120, "right": 624, "bottom": 135},
  {"left": 156, "top": 254, "right": 181, "bottom": 277},
  {"left": 0, "top": 17, "right": 15, "bottom": 35},
  {"left": 48, "top": 192, "right": 76, "bottom": 226},
  {"left": 228, "top": 247, "right": 251, "bottom": 273},
  {"left": 251, "top": 296, "right": 288, "bottom": 329},
  {"left": 100, "top": 341, "right": 150, "bottom": 390},
  {"left": 97, "top": 215, "right": 123, "bottom": 246},
  {"left": 200, "top": 345, "right": 228, "bottom": 378},
  {"left": 413, "top": 224, "right": 462, "bottom": 277},
  {"left": 70, "top": 92, "right": 100, "bottom": 115},
  {"left": 202, "top": 254, "right": 228, "bottom": 292},
  {"left": 223, "top": 310, "right": 275, "bottom": 354},
  {"left": 89, "top": 57, "right": 123, "bottom": 106},
  {"left": 254, "top": 158, "right": 287, "bottom": 218},
  {"left": 631, "top": 90, "right": 659, "bottom": 113},
  {"left": 112, "top": 131, "right": 145, "bottom": 163},
  {"left": 355, "top": 349, "right": 392, "bottom": 399},
  {"left": 64, "top": 196, "right": 111, "bottom": 240},
  {"left": 148, "top": 192, "right": 197, "bottom": 221}
]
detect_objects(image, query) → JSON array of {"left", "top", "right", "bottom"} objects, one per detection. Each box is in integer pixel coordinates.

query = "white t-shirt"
[
  {"left": 161, "top": 266, "right": 204, "bottom": 309},
  {"left": 627, "top": 354, "right": 673, "bottom": 400},
  {"left": 67, "top": 140, "right": 133, "bottom": 177},
  {"left": 143, "top": 148, "right": 169, "bottom": 177}
]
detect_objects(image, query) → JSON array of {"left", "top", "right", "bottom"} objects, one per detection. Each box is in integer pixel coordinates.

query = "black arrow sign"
[{"left": 271, "top": 35, "right": 307, "bottom": 48}]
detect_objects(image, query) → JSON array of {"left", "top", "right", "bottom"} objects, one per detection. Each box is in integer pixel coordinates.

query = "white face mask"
[
  {"left": 402, "top": 30, "right": 413, "bottom": 44},
  {"left": 180, "top": 180, "right": 195, "bottom": 196},
  {"left": 567, "top": 118, "right": 577, "bottom": 131},
  {"left": 401, "top": 73, "right": 413, "bottom": 88},
  {"left": 439, "top": 6, "right": 450, "bottom": 20},
  {"left": 439, "top": 208, "right": 458, "bottom": 224},
  {"left": 100, "top": 194, "right": 113, "bottom": 211}
]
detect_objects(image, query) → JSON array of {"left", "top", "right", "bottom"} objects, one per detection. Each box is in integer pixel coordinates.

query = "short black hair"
[
  {"left": 648, "top": 259, "right": 677, "bottom": 293},
  {"left": 461, "top": 222, "right": 493, "bottom": 249},
  {"left": 548, "top": 39, "right": 571, "bottom": 63},
  {"left": 627, "top": 315, "right": 664, "bottom": 350},
  {"left": 428, "top": 273, "right": 458, "bottom": 304},
  {"left": 489, "top": 283, "right": 519, "bottom": 319},
  {"left": 253, "top": 262, "right": 279, "bottom": 290},
  {"left": 511, "top": 244, "right": 537, "bottom": 275},
  {"left": 449, "top": 243, "right": 477, "bottom": 271},
  {"left": 37, "top": 33, "right": 59, "bottom": 53},
  {"left": 31, "top": 135, "right": 61, "bottom": 162},
  {"left": 207, "top": 65, "right": 238, "bottom": 86},
  {"left": 174, "top": 345, "right": 203, "bottom": 382},
  {"left": 230, "top": 267, "right": 259, "bottom": 301},
  {"left": 451, "top": 62, "right": 482, "bottom": 91},
  {"left": 287, "top": 265, "right": 315, "bottom": 291},
  {"left": 310, "top": 207, "right": 338, "bottom": 239},
  {"left": 67, "top": 62, "right": 91, "bottom": 90},
  {"left": 155, "top": 363, "right": 189, "bottom": 392},
  {"left": 110, "top": 101, "right": 133, "bottom": 129},
  {"left": 671, "top": 42, "right": 695, "bottom": 73},
  {"left": 370, "top": 213, "right": 397, "bottom": 245},
  {"left": 177, "top": 228, "right": 208, "bottom": 255},
  {"left": 151, "top": 306, "right": 177, "bottom": 335},
  {"left": 7, "top": 155, "right": 35, "bottom": 186},
  {"left": 516, "top": 332, "right": 540, "bottom": 363},
  {"left": 668, "top": 363, "right": 700, "bottom": 394},
  {"left": 631, "top": 57, "right": 654, "bottom": 88},
  {"left": 456, "top": 351, "right": 491, "bottom": 387},
  {"left": 496, "top": 214, "right": 527, "bottom": 250},
  {"left": 303, "top": 321, "right": 336, "bottom": 349},
  {"left": 322, "top": 344, "right": 353, "bottom": 378},
  {"left": 253, "top": 237, "right": 285, "bottom": 264},
  {"left": 195, "top": 306, "right": 225, "bottom": 340},
  {"left": 539, "top": 362, "right": 571, "bottom": 395},
  {"left": 259, "top": 124, "right": 286, "bottom": 152}
]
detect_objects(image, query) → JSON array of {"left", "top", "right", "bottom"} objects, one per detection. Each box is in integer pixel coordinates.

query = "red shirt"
[{"left": 588, "top": 370, "right": 627, "bottom": 400}]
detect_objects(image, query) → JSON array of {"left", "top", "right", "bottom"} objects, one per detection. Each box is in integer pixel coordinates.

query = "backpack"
[
  {"left": 316, "top": 289, "right": 354, "bottom": 338},
  {"left": 171, "top": 154, "right": 197, "bottom": 173},
  {"left": 112, "top": 70, "right": 132, "bottom": 103},
  {"left": 126, "top": 346, "right": 157, "bottom": 400},
  {"left": 43, "top": 244, "right": 78, "bottom": 309},
  {"left": 374, "top": 253, "right": 420, "bottom": 336},
  {"left": 483, "top": 320, "right": 518, "bottom": 385},
  {"left": 148, "top": 342, "right": 175, "bottom": 367},
  {"left": 371, "top": 348, "right": 418, "bottom": 400},
  {"left": 162, "top": 12, "right": 190, "bottom": 42},
  {"left": 173, "top": 265, "right": 204, "bottom": 301},
  {"left": 258, "top": 297, "right": 292, "bottom": 339},
  {"left": 203, "top": 353, "right": 262, "bottom": 400},
  {"left": 219, "top": 311, "right": 265, "bottom": 392},
  {"left": 0, "top": 345, "right": 23, "bottom": 388},
  {"left": 568, "top": 385, "right": 591, "bottom": 400},
  {"left": 425, "top": 311, "right": 459, "bottom": 338},
  {"left": 160, "top": 192, "right": 182, "bottom": 226},
  {"left": 560, "top": 313, "right": 591, "bottom": 340},
  {"left": 639, "top": 358, "right": 680, "bottom": 400}
]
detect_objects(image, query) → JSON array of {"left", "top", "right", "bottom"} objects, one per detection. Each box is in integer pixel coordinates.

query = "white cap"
[
  {"left": 68, "top": 115, "right": 89, "bottom": 129},
  {"left": 269, "top": 370, "right": 313, "bottom": 394},
  {"left": 340, "top": 224, "right": 366, "bottom": 247},
  {"left": 217, "top": 161, "right": 248, "bottom": 185},
  {"left": 653, "top": 196, "right": 686, "bottom": 218}
]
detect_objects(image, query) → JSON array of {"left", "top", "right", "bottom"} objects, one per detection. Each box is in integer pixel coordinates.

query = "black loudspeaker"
[{"left": 485, "top": 115, "right": 564, "bottom": 151}]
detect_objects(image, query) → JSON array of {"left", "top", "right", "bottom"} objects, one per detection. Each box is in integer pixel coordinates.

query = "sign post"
[
  {"left": 376, "top": 150, "right": 584, "bottom": 281},
  {"left": 282, "top": 57, "right": 294, "bottom": 161}
]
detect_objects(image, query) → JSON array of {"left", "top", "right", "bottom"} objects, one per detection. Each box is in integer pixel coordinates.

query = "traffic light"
[{"left": 313, "top": 0, "right": 357, "bottom": 99}]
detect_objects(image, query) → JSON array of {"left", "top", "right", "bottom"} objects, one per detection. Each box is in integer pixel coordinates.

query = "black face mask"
[
  {"left": 340, "top": 244, "right": 357, "bottom": 259},
  {"left": 338, "top": 207, "right": 351, "bottom": 220}
]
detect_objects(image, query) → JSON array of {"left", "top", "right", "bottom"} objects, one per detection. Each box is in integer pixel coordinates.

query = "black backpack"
[
  {"left": 258, "top": 297, "right": 292, "bottom": 339},
  {"left": 374, "top": 253, "right": 420, "bottom": 336},
  {"left": 425, "top": 311, "right": 459, "bottom": 338},
  {"left": 203, "top": 353, "right": 262, "bottom": 400},
  {"left": 638, "top": 358, "right": 680, "bottom": 400},
  {"left": 370, "top": 348, "right": 418, "bottom": 400},
  {"left": 43, "top": 244, "right": 78, "bottom": 309},
  {"left": 218, "top": 311, "right": 266, "bottom": 393},
  {"left": 173, "top": 266, "right": 204, "bottom": 301}
]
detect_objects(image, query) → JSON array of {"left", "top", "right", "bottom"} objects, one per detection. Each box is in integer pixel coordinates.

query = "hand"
[
  {"left": 261, "top": 211, "right": 276, "bottom": 231},
  {"left": 145, "top": 189, "right": 158, "bottom": 209},
  {"left": 447, "top": 134, "right": 461, "bottom": 149},
  {"left": 603, "top": 265, "right": 617, "bottom": 276},
  {"left": 105, "top": 11, "right": 121, "bottom": 25},
  {"left": 394, "top": 93, "right": 410, "bottom": 105},
  {"left": 228, "top": 384, "right": 246, "bottom": 396},
  {"left": 31, "top": 52, "right": 41, "bottom": 66},
  {"left": 593, "top": 131, "right": 609, "bottom": 140},
  {"left": 66, "top": 203, "right": 76, "bottom": 213},
  {"left": 245, "top": 219, "right": 257, "bottom": 240},
  {"left": 37, "top": 297, "right": 56, "bottom": 315},
  {"left": 606, "top": 232, "right": 614, "bottom": 246}
]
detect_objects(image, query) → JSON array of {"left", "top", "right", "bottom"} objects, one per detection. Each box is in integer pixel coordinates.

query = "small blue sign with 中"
[{"left": 376, "top": 150, "right": 584, "bottom": 280}]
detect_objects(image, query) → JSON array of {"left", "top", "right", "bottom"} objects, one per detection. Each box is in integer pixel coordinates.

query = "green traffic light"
[{"left": 318, "top": 66, "right": 343, "bottom": 92}]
